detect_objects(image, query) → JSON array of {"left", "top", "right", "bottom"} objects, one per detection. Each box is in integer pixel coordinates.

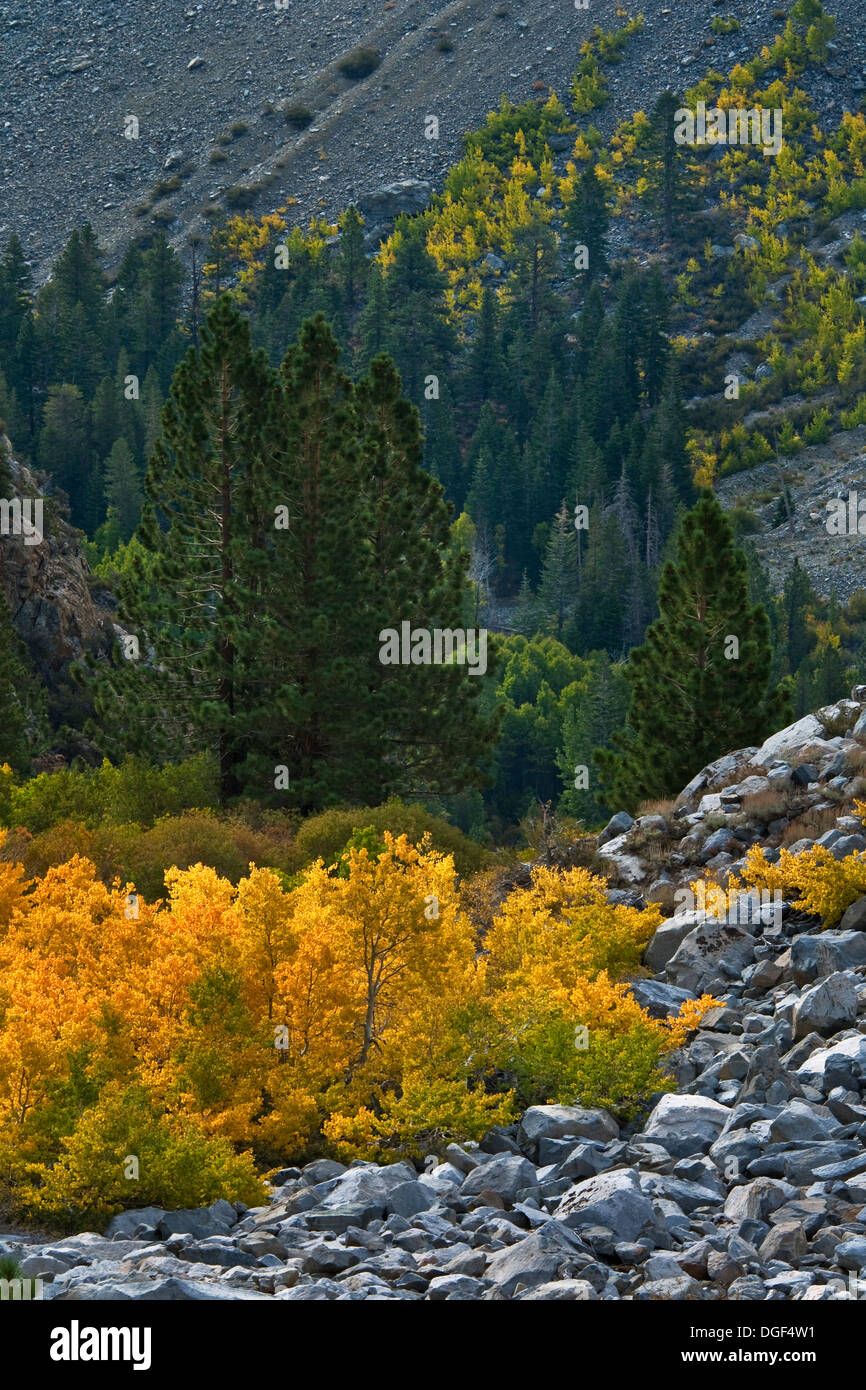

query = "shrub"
[
  {"left": 337, "top": 46, "right": 381, "bottom": 80},
  {"left": 436, "top": 35, "right": 455, "bottom": 53},
  {"left": 711, "top": 15, "right": 741, "bottom": 35},
  {"left": 291, "top": 799, "right": 487, "bottom": 877},
  {"left": 283, "top": 103, "right": 313, "bottom": 129},
  {"left": 224, "top": 185, "right": 258, "bottom": 209},
  {"left": 23, "top": 1084, "right": 266, "bottom": 1231},
  {"left": 152, "top": 176, "right": 181, "bottom": 197},
  {"left": 208, "top": 148, "right": 228, "bottom": 163},
  {"left": 2, "top": 754, "right": 218, "bottom": 833},
  {"left": 114, "top": 812, "right": 294, "bottom": 900},
  {"left": 737, "top": 834, "right": 866, "bottom": 926}
]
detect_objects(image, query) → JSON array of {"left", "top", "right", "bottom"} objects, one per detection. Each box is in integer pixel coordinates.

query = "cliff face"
[{"left": 0, "top": 439, "right": 116, "bottom": 687}]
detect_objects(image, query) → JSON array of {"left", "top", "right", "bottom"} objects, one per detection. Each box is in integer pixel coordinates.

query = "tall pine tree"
[{"left": 596, "top": 493, "right": 791, "bottom": 810}]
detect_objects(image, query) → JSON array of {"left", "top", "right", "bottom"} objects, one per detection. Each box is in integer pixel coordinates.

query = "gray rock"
[
  {"left": 553, "top": 1168, "right": 655, "bottom": 1242},
  {"left": 485, "top": 1223, "right": 585, "bottom": 1297},
  {"left": 305, "top": 1203, "right": 385, "bottom": 1234},
  {"left": 386, "top": 1181, "right": 440, "bottom": 1219},
  {"left": 791, "top": 931, "right": 866, "bottom": 984},
  {"left": 301, "top": 1159, "right": 346, "bottom": 1185},
  {"left": 768, "top": 1099, "right": 840, "bottom": 1143},
  {"left": 427, "top": 1274, "right": 487, "bottom": 1300},
  {"left": 724, "top": 1177, "right": 797, "bottom": 1223},
  {"left": 105, "top": 1207, "right": 167, "bottom": 1240},
  {"left": 597, "top": 811, "right": 634, "bottom": 847},
  {"left": 835, "top": 1236, "right": 866, "bottom": 1270},
  {"left": 358, "top": 179, "right": 432, "bottom": 224},
  {"left": 156, "top": 1203, "right": 235, "bottom": 1242},
  {"left": 644, "top": 1093, "right": 730, "bottom": 1148},
  {"left": 797, "top": 1033, "right": 866, "bottom": 1082},
  {"left": 758, "top": 1221, "right": 807, "bottom": 1263},
  {"left": 793, "top": 973, "right": 859, "bottom": 1039},
  {"left": 625, "top": 978, "right": 696, "bottom": 1018},
  {"left": 840, "top": 896, "right": 866, "bottom": 932},
  {"left": 460, "top": 1154, "right": 539, "bottom": 1205},
  {"left": 518, "top": 1279, "right": 597, "bottom": 1300},
  {"left": 517, "top": 1104, "right": 617, "bottom": 1157},
  {"left": 635, "top": 1274, "right": 703, "bottom": 1300},
  {"left": 644, "top": 913, "right": 705, "bottom": 973},
  {"left": 665, "top": 920, "right": 756, "bottom": 994}
]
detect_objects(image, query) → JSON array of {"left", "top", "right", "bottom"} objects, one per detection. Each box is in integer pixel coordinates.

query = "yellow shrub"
[{"left": 737, "top": 839, "right": 866, "bottom": 927}]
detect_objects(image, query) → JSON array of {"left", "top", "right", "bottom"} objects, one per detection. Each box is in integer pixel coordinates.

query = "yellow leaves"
[
  {"left": 0, "top": 836, "right": 27, "bottom": 933},
  {"left": 737, "top": 840, "right": 866, "bottom": 927},
  {"left": 686, "top": 436, "right": 718, "bottom": 491},
  {"left": 664, "top": 994, "right": 723, "bottom": 1049},
  {"left": 0, "top": 833, "right": 686, "bottom": 1193}
]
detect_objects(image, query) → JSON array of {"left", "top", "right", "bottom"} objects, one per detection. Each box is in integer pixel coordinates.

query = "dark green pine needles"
[
  {"left": 90, "top": 297, "right": 499, "bottom": 811},
  {"left": 596, "top": 493, "right": 791, "bottom": 812}
]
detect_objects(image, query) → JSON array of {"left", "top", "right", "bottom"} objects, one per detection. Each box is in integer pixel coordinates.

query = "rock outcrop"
[{"left": 0, "top": 440, "right": 117, "bottom": 687}]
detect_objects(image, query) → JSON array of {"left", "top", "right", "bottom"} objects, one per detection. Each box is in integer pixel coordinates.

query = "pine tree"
[
  {"left": 134, "top": 233, "right": 186, "bottom": 385},
  {"left": 38, "top": 384, "right": 91, "bottom": 525},
  {"left": 564, "top": 164, "right": 609, "bottom": 283},
  {"left": 352, "top": 353, "right": 499, "bottom": 800},
  {"left": 0, "top": 233, "right": 33, "bottom": 366},
  {"left": 538, "top": 501, "right": 581, "bottom": 639},
  {"left": 643, "top": 90, "right": 693, "bottom": 240},
  {"left": 557, "top": 651, "right": 629, "bottom": 821},
  {"left": 337, "top": 207, "right": 367, "bottom": 308},
  {"left": 103, "top": 438, "right": 143, "bottom": 541},
  {"left": 465, "top": 286, "right": 503, "bottom": 407},
  {"left": 356, "top": 261, "right": 389, "bottom": 373},
  {"left": 596, "top": 494, "right": 791, "bottom": 811},
  {"left": 779, "top": 557, "right": 815, "bottom": 675},
  {"left": 91, "top": 295, "right": 274, "bottom": 801},
  {"left": 381, "top": 218, "right": 454, "bottom": 401}
]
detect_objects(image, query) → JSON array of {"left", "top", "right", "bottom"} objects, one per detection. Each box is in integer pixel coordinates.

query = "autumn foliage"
[{"left": 0, "top": 829, "right": 706, "bottom": 1225}]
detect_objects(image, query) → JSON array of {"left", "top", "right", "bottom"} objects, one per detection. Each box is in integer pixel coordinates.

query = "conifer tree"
[
  {"left": 643, "top": 90, "right": 692, "bottom": 240},
  {"left": 91, "top": 295, "right": 274, "bottom": 801},
  {"left": 565, "top": 164, "right": 609, "bottom": 283},
  {"left": 596, "top": 494, "right": 791, "bottom": 811},
  {"left": 539, "top": 501, "right": 580, "bottom": 639},
  {"left": 337, "top": 207, "right": 367, "bottom": 308},
  {"left": 381, "top": 218, "right": 454, "bottom": 400},
  {"left": 356, "top": 261, "right": 389, "bottom": 373},
  {"left": 103, "top": 438, "right": 143, "bottom": 541},
  {"left": 0, "top": 234, "right": 33, "bottom": 365}
]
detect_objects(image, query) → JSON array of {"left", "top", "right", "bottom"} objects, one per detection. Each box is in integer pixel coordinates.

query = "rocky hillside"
[
  {"left": 0, "top": 438, "right": 116, "bottom": 722},
  {"left": 8, "top": 692, "right": 866, "bottom": 1300},
  {"left": 2, "top": 0, "right": 866, "bottom": 281}
]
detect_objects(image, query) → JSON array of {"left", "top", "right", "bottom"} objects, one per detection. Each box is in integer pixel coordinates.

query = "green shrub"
[
  {"left": 283, "top": 103, "right": 314, "bottom": 129},
  {"left": 224, "top": 185, "right": 258, "bottom": 209},
  {"left": 337, "top": 46, "right": 381, "bottom": 79},
  {"left": 292, "top": 799, "right": 488, "bottom": 877},
  {"left": 115, "top": 813, "right": 294, "bottom": 900},
  {"left": 2, "top": 755, "right": 218, "bottom": 834},
  {"left": 711, "top": 16, "right": 741, "bottom": 35},
  {"left": 23, "top": 1084, "right": 266, "bottom": 1231}
]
